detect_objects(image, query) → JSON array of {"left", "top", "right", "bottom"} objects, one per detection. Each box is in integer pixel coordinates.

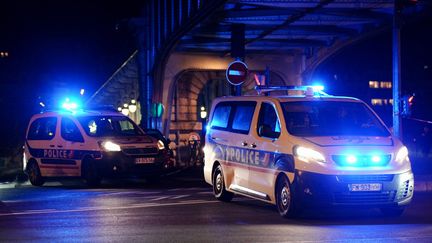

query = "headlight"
[
  {"left": 101, "top": 141, "right": 121, "bottom": 152},
  {"left": 157, "top": 140, "right": 165, "bottom": 150},
  {"left": 395, "top": 146, "right": 409, "bottom": 163},
  {"left": 294, "top": 146, "right": 325, "bottom": 163}
]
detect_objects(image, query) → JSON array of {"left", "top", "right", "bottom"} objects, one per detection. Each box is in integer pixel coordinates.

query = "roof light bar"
[{"left": 255, "top": 85, "right": 329, "bottom": 96}]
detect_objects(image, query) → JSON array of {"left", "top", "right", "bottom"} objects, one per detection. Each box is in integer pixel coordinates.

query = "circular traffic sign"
[{"left": 226, "top": 60, "right": 248, "bottom": 85}]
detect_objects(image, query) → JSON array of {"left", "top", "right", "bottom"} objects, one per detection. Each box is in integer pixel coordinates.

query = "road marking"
[
  {"left": 171, "top": 195, "right": 189, "bottom": 199},
  {"left": 0, "top": 200, "right": 220, "bottom": 217},
  {"left": 167, "top": 187, "right": 206, "bottom": 191},
  {"left": 98, "top": 191, "right": 160, "bottom": 197},
  {"left": 149, "top": 196, "right": 170, "bottom": 201}
]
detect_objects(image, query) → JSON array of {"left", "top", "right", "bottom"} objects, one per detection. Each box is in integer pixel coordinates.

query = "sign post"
[{"left": 226, "top": 60, "right": 248, "bottom": 96}]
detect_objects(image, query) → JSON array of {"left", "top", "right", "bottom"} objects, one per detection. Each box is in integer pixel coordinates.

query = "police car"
[
  {"left": 23, "top": 107, "right": 170, "bottom": 186},
  {"left": 203, "top": 86, "right": 414, "bottom": 217}
]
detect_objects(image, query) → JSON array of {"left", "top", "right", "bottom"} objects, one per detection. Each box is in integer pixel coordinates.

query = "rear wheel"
[
  {"left": 27, "top": 161, "right": 44, "bottom": 186},
  {"left": 212, "top": 165, "right": 233, "bottom": 202},
  {"left": 82, "top": 159, "right": 101, "bottom": 187},
  {"left": 275, "top": 175, "right": 297, "bottom": 218}
]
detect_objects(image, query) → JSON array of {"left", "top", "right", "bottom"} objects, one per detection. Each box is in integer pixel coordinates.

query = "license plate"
[
  {"left": 349, "top": 183, "right": 382, "bottom": 192},
  {"left": 135, "top": 157, "right": 155, "bottom": 164}
]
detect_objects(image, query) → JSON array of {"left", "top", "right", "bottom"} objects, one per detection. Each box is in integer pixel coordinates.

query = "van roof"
[{"left": 213, "top": 94, "right": 362, "bottom": 103}]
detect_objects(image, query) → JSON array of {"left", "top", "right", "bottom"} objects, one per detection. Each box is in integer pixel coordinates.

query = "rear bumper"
[{"left": 294, "top": 170, "right": 414, "bottom": 208}]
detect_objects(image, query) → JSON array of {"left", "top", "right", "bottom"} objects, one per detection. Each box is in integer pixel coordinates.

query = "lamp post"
[
  {"left": 200, "top": 106, "right": 207, "bottom": 141},
  {"left": 121, "top": 103, "right": 129, "bottom": 116}
]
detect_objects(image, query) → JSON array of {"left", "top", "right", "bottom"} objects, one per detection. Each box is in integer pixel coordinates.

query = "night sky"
[
  {"left": 0, "top": 0, "right": 142, "bottom": 149},
  {"left": 1, "top": 1, "right": 431, "bottom": 150}
]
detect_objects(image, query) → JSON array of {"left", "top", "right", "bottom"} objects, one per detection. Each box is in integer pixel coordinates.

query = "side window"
[
  {"left": 232, "top": 103, "right": 256, "bottom": 134},
  {"left": 61, "top": 117, "right": 84, "bottom": 142},
  {"left": 210, "top": 103, "right": 231, "bottom": 130},
  {"left": 257, "top": 103, "right": 281, "bottom": 139},
  {"left": 27, "top": 117, "right": 57, "bottom": 140}
]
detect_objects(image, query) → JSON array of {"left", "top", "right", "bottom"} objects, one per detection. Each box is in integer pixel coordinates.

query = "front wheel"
[
  {"left": 27, "top": 161, "right": 44, "bottom": 186},
  {"left": 275, "top": 175, "right": 297, "bottom": 218},
  {"left": 212, "top": 165, "right": 233, "bottom": 202}
]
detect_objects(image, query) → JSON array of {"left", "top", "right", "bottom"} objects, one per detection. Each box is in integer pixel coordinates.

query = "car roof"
[{"left": 31, "top": 109, "right": 124, "bottom": 119}]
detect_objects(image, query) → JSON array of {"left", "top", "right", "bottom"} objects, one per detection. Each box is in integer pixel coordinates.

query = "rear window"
[
  {"left": 210, "top": 104, "right": 231, "bottom": 129},
  {"left": 210, "top": 101, "right": 256, "bottom": 134},
  {"left": 27, "top": 117, "right": 57, "bottom": 140}
]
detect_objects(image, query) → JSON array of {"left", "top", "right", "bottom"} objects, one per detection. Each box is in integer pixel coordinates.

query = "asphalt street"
[{"left": 1, "top": 169, "right": 432, "bottom": 242}]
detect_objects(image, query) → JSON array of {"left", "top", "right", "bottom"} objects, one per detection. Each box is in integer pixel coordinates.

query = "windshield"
[
  {"left": 281, "top": 101, "right": 390, "bottom": 137},
  {"left": 78, "top": 116, "right": 143, "bottom": 137}
]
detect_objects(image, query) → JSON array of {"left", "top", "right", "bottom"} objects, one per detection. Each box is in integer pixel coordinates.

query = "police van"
[
  {"left": 23, "top": 108, "right": 170, "bottom": 186},
  {"left": 203, "top": 86, "right": 414, "bottom": 217}
]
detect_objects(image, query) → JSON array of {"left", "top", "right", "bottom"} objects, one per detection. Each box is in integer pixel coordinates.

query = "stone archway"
[{"left": 168, "top": 68, "right": 285, "bottom": 165}]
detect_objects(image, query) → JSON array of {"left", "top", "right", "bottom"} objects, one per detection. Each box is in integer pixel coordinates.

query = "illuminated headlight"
[
  {"left": 157, "top": 140, "right": 165, "bottom": 150},
  {"left": 395, "top": 146, "right": 409, "bottom": 163},
  {"left": 294, "top": 146, "right": 325, "bottom": 163},
  {"left": 101, "top": 141, "right": 121, "bottom": 152}
]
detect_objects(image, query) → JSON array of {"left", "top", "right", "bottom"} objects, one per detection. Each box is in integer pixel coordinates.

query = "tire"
[
  {"left": 212, "top": 165, "right": 233, "bottom": 202},
  {"left": 82, "top": 159, "right": 101, "bottom": 187},
  {"left": 275, "top": 175, "right": 296, "bottom": 218},
  {"left": 380, "top": 207, "right": 405, "bottom": 217},
  {"left": 27, "top": 161, "right": 45, "bottom": 186}
]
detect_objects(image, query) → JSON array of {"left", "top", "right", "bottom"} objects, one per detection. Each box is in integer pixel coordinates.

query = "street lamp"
[
  {"left": 200, "top": 106, "right": 207, "bottom": 119},
  {"left": 128, "top": 99, "right": 137, "bottom": 113},
  {"left": 121, "top": 103, "right": 129, "bottom": 116}
]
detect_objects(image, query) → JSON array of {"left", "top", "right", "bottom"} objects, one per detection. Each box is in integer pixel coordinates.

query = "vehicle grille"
[
  {"left": 123, "top": 147, "right": 158, "bottom": 156},
  {"left": 332, "top": 154, "right": 391, "bottom": 167},
  {"left": 334, "top": 191, "right": 396, "bottom": 205},
  {"left": 337, "top": 174, "right": 394, "bottom": 183}
]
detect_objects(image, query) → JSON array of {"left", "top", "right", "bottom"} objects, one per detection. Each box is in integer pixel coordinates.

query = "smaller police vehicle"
[
  {"left": 203, "top": 86, "right": 414, "bottom": 217},
  {"left": 23, "top": 106, "right": 170, "bottom": 186}
]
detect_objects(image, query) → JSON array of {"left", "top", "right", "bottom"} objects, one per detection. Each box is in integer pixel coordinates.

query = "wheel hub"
[
  {"left": 215, "top": 174, "right": 222, "bottom": 192},
  {"left": 281, "top": 187, "right": 289, "bottom": 207}
]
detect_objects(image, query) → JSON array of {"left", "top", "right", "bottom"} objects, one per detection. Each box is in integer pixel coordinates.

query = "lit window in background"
[
  {"left": 369, "top": 81, "right": 379, "bottom": 88},
  {"left": 371, "top": 99, "right": 383, "bottom": 106},
  {"left": 380, "top": 81, "right": 392, "bottom": 89},
  {"left": 0, "top": 51, "right": 9, "bottom": 58}
]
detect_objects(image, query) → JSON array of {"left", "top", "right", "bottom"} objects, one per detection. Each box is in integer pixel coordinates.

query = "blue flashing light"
[
  {"left": 61, "top": 98, "right": 80, "bottom": 111},
  {"left": 312, "top": 85, "right": 324, "bottom": 92},
  {"left": 62, "top": 102, "right": 78, "bottom": 110},
  {"left": 371, "top": 155, "right": 382, "bottom": 163},
  {"left": 346, "top": 155, "right": 357, "bottom": 164}
]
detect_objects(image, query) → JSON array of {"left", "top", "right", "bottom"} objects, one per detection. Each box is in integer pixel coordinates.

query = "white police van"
[
  {"left": 203, "top": 86, "right": 414, "bottom": 217},
  {"left": 23, "top": 108, "right": 170, "bottom": 186}
]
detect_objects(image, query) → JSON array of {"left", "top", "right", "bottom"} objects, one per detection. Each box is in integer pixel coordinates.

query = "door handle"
[
  {"left": 241, "top": 141, "right": 248, "bottom": 146},
  {"left": 57, "top": 145, "right": 63, "bottom": 148},
  {"left": 211, "top": 137, "right": 227, "bottom": 142},
  {"left": 250, "top": 143, "right": 257, "bottom": 148},
  {"left": 49, "top": 145, "right": 55, "bottom": 148}
]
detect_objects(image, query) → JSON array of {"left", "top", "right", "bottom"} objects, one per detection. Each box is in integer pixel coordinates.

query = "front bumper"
[
  {"left": 294, "top": 170, "right": 414, "bottom": 208},
  {"left": 95, "top": 149, "right": 170, "bottom": 177}
]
